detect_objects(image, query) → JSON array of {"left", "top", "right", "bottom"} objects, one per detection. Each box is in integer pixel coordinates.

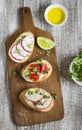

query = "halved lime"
[{"left": 37, "top": 37, "right": 55, "bottom": 50}]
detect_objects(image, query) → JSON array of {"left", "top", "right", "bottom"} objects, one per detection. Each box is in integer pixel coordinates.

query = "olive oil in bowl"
[{"left": 44, "top": 4, "right": 68, "bottom": 26}]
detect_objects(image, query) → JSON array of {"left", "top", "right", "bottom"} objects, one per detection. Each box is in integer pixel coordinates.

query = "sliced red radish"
[
  {"left": 25, "top": 90, "right": 43, "bottom": 102},
  {"left": 35, "top": 97, "right": 52, "bottom": 109},
  {"left": 9, "top": 44, "right": 24, "bottom": 61},
  {"left": 21, "top": 36, "right": 34, "bottom": 53},
  {"left": 16, "top": 39, "right": 28, "bottom": 57}
]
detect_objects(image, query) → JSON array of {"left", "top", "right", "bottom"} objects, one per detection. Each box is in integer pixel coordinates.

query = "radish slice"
[
  {"left": 25, "top": 89, "right": 43, "bottom": 102},
  {"left": 36, "top": 97, "right": 52, "bottom": 109},
  {"left": 21, "top": 35, "right": 34, "bottom": 52},
  {"left": 33, "top": 90, "right": 52, "bottom": 109},
  {"left": 9, "top": 44, "right": 24, "bottom": 61},
  {"left": 16, "top": 39, "right": 28, "bottom": 57},
  {"left": 8, "top": 32, "right": 35, "bottom": 63},
  {"left": 25, "top": 88, "right": 52, "bottom": 109}
]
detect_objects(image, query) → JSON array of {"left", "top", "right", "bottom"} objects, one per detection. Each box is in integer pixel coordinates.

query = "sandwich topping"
[
  {"left": 25, "top": 88, "right": 52, "bottom": 109},
  {"left": 23, "top": 60, "right": 50, "bottom": 82},
  {"left": 9, "top": 32, "right": 34, "bottom": 63}
]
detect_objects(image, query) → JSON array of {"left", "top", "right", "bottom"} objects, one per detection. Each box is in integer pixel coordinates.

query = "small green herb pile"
[{"left": 69, "top": 53, "right": 82, "bottom": 82}]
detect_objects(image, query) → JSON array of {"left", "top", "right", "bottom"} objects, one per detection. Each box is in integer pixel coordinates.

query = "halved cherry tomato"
[
  {"left": 40, "top": 64, "right": 48, "bottom": 73},
  {"left": 29, "top": 74, "right": 39, "bottom": 81},
  {"left": 28, "top": 64, "right": 35, "bottom": 70},
  {"left": 28, "top": 64, "right": 40, "bottom": 72}
]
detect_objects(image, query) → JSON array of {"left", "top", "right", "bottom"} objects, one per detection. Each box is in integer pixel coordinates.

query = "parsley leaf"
[
  {"left": 24, "top": 70, "right": 30, "bottom": 76},
  {"left": 16, "top": 39, "right": 21, "bottom": 44},
  {"left": 12, "top": 70, "right": 18, "bottom": 76},
  {"left": 27, "top": 44, "right": 32, "bottom": 49},
  {"left": 22, "top": 35, "right": 26, "bottom": 39},
  {"left": 69, "top": 53, "right": 82, "bottom": 82},
  {"left": 37, "top": 59, "right": 43, "bottom": 65},
  {"left": 51, "top": 93, "right": 59, "bottom": 99}
]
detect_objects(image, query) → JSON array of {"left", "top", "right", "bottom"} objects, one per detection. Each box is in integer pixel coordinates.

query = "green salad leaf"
[{"left": 69, "top": 53, "right": 82, "bottom": 82}]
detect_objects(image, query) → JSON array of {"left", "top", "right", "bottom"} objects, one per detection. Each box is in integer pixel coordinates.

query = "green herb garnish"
[
  {"left": 22, "top": 35, "right": 26, "bottom": 39},
  {"left": 45, "top": 50, "right": 50, "bottom": 57},
  {"left": 34, "top": 103, "right": 37, "bottom": 106},
  {"left": 12, "top": 70, "right": 17, "bottom": 76},
  {"left": 28, "top": 90, "right": 34, "bottom": 95},
  {"left": 51, "top": 93, "right": 58, "bottom": 99},
  {"left": 39, "top": 92, "right": 43, "bottom": 95},
  {"left": 35, "top": 90, "right": 38, "bottom": 94},
  {"left": 32, "top": 67, "right": 38, "bottom": 72},
  {"left": 15, "top": 49, "right": 20, "bottom": 54},
  {"left": 34, "top": 101, "right": 43, "bottom": 106},
  {"left": 37, "top": 59, "right": 43, "bottom": 65},
  {"left": 43, "top": 95, "right": 50, "bottom": 98},
  {"left": 16, "top": 39, "right": 21, "bottom": 44},
  {"left": 69, "top": 53, "right": 82, "bottom": 82},
  {"left": 27, "top": 44, "right": 32, "bottom": 49},
  {"left": 43, "top": 70, "right": 48, "bottom": 74},
  {"left": 24, "top": 70, "right": 30, "bottom": 76}
]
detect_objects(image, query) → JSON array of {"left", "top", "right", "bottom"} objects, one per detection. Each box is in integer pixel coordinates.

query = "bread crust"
[
  {"left": 19, "top": 88, "right": 54, "bottom": 112},
  {"left": 8, "top": 32, "right": 34, "bottom": 63},
  {"left": 21, "top": 60, "right": 52, "bottom": 82}
]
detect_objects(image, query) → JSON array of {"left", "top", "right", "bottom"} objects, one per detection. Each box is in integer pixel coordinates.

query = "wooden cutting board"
[{"left": 5, "top": 7, "right": 64, "bottom": 126}]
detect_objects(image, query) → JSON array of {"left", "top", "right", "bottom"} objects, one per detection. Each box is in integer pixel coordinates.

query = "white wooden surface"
[{"left": 0, "top": 0, "right": 82, "bottom": 130}]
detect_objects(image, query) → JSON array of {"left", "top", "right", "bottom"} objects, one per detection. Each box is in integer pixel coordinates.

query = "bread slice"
[
  {"left": 21, "top": 59, "right": 52, "bottom": 82},
  {"left": 8, "top": 32, "right": 34, "bottom": 63},
  {"left": 19, "top": 88, "right": 54, "bottom": 112}
]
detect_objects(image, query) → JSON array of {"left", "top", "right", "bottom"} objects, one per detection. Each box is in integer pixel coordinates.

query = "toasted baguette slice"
[
  {"left": 19, "top": 88, "right": 54, "bottom": 112},
  {"left": 8, "top": 32, "right": 34, "bottom": 63},
  {"left": 21, "top": 59, "right": 52, "bottom": 82}
]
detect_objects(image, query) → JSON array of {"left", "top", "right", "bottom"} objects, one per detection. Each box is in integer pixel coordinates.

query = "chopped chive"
[{"left": 12, "top": 70, "right": 17, "bottom": 76}]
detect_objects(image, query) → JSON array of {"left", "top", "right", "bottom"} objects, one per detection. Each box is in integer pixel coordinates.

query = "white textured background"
[{"left": 0, "top": 0, "right": 82, "bottom": 130}]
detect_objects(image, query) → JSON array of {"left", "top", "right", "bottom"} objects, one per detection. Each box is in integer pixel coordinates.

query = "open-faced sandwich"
[
  {"left": 19, "top": 88, "right": 54, "bottom": 112},
  {"left": 8, "top": 32, "right": 34, "bottom": 63},
  {"left": 21, "top": 59, "right": 52, "bottom": 82}
]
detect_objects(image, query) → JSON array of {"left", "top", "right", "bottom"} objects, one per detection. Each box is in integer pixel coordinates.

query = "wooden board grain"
[{"left": 5, "top": 7, "right": 64, "bottom": 126}]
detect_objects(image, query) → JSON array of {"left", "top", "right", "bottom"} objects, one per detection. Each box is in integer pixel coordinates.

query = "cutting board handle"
[{"left": 20, "top": 7, "right": 34, "bottom": 30}]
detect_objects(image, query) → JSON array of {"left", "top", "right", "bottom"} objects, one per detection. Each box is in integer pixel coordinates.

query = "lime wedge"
[{"left": 37, "top": 37, "right": 55, "bottom": 50}]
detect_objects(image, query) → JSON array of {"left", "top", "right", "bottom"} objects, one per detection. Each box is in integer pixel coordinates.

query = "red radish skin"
[
  {"left": 25, "top": 92, "right": 43, "bottom": 102},
  {"left": 26, "top": 89, "right": 52, "bottom": 110},
  {"left": 16, "top": 39, "right": 26, "bottom": 58},
  {"left": 36, "top": 99, "right": 53, "bottom": 110},
  {"left": 21, "top": 38, "right": 32, "bottom": 53},
  {"left": 10, "top": 44, "right": 24, "bottom": 61},
  {"left": 27, "top": 97, "right": 43, "bottom": 103}
]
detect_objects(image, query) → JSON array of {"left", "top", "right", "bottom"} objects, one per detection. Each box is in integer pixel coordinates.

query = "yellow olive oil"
[{"left": 47, "top": 8, "right": 65, "bottom": 25}]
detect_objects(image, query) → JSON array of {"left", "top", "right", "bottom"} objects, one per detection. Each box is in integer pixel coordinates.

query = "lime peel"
[{"left": 37, "top": 37, "right": 55, "bottom": 50}]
